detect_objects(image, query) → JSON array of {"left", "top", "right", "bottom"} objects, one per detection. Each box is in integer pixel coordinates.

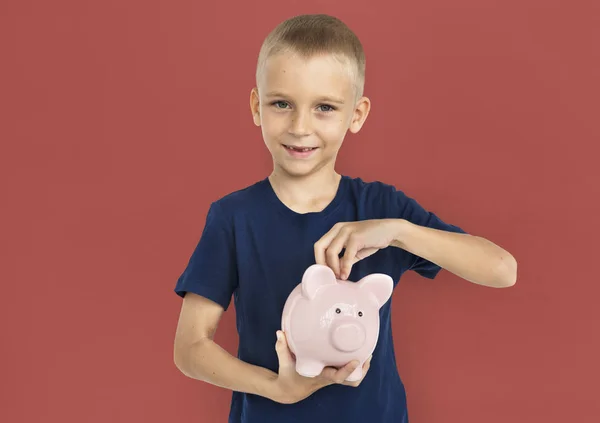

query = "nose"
[
  {"left": 331, "top": 322, "right": 366, "bottom": 352},
  {"left": 288, "top": 110, "right": 312, "bottom": 137}
]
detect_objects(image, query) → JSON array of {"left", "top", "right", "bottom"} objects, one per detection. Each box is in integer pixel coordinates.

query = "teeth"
[{"left": 286, "top": 145, "right": 314, "bottom": 152}]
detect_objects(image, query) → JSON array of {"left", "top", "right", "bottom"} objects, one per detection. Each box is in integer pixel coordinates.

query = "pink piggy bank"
[{"left": 281, "top": 264, "right": 394, "bottom": 382}]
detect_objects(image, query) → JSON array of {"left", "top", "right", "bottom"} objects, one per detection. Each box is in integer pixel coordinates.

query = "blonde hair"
[{"left": 255, "top": 14, "right": 366, "bottom": 99}]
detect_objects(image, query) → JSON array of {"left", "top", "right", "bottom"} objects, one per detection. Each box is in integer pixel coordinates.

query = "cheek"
[
  {"left": 317, "top": 118, "right": 348, "bottom": 143},
  {"left": 260, "top": 113, "right": 286, "bottom": 136}
]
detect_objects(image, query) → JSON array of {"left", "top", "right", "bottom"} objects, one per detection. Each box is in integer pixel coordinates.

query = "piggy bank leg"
[
  {"left": 346, "top": 364, "right": 364, "bottom": 382},
  {"left": 296, "top": 359, "right": 324, "bottom": 378}
]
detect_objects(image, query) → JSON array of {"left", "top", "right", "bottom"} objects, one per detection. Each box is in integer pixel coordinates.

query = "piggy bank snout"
[{"left": 330, "top": 321, "right": 366, "bottom": 352}]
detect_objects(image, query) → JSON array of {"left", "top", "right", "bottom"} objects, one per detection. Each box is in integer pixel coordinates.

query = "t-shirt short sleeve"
[
  {"left": 174, "top": 201, "right": 238, "bottom": 310},
  {"left": 390, "top": 187, "right": 467, "bottom": 279}
]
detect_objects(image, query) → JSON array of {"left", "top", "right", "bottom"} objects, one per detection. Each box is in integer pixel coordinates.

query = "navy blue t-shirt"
[{"left": 175, "top": 175, "right": 466, "bottom": 423}]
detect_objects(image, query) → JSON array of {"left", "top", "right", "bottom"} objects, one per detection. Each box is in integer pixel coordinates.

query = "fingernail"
[{"left": 276, "top": 331, "right": 282, "bottom": 341}]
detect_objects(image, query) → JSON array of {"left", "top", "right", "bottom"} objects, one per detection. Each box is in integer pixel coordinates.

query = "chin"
[
  {"left": 279, "top": 165, "right": 316, "bottom": 178},
  {"left": 277, "top": 161, "right": 330, "bottom": 179}
]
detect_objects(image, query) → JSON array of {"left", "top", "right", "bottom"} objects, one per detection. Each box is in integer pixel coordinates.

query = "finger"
[
  {"left": 326, "top": 227, "right": 352, "bottom": 278},
  {"left": 344, "top": 379, "right": 361, "bottom": 387},
  {"left": 363, "top": 355, "right": 372, "bottom": 371},
  {"left": 340, "top": 234, "right": 362, "bottom": 280},
  {"left": 342, "top": 247, "right": 380, "bottom": 280},
  {"left": 341, "top": 357, "right": 372, "bottom": 387},
  {"left": 356, "top": 247, "right": 379, "bottom": 261},
  {"left": 321, "top": 360, "right": 360, "bottom": 384},
  {"left": 358, "top": 356, "right": 371, "bottom": 377},
  {"left": 314, "top": 223, "right": 344, "bottom": 266},
  {"left": 274, "top": 331, "right": 294, "bottom": 369},
  {"left": 314, "top": 223, "right": 345, "bottom": 266}
]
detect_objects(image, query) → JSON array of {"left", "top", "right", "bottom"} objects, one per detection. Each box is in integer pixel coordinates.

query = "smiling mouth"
[{"left": 283, "top": 145, "right": 318, "bottom": 152}]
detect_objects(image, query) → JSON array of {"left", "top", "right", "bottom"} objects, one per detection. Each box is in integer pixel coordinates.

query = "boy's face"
[{"left": 250, "top": 51, "right": 370, "bottom": 178}]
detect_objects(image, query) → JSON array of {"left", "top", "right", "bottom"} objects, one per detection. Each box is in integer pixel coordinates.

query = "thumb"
[{"left": 275, "top": 330, "right": 294, "bottom": 369}]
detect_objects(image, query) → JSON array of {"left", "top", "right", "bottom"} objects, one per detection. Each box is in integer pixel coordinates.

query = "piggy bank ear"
[
  {"left": 357, "top": 273, "right": 394, "bottom": 307},
  {"left": 301, "top": 264, "right": 337, "bottom": 300}
]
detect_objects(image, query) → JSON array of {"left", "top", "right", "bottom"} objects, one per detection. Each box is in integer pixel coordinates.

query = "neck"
[{"left": 268, "top": 166, "right": 341, "bottom": 214}]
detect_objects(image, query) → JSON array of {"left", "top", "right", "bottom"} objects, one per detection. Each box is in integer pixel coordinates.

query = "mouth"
[{"left": 283, "top": 144, "right": 318, "bottom": 153}]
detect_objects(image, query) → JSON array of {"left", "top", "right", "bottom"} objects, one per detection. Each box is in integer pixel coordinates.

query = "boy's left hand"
[{"left": 314, "top": 219, "right": 402, "bottom": 280}]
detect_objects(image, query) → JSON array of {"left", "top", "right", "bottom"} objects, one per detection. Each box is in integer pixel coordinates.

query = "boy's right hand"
[{"left": 270, "top": 330, "right": 371, "bottom": 404}]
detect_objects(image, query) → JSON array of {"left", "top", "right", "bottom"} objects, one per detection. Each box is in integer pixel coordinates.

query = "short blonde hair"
[{"left": 255, "top": 14, "right": 366, "bottom": 99}]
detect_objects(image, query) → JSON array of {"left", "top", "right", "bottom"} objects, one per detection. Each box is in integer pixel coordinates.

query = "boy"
[{"left": 173, "top": 14, "right": 517, "bottom": 423}]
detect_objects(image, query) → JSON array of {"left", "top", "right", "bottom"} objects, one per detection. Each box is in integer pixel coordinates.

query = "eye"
[
  {"left": 272, "top": 101, "right": 289, "bottom": 109},
  {"left": 335, "top": 308, "right": 341, "bottom": 314},
  {"left": 318, "top": 104, "right": 335, "bottom": 112},
  {"left": 358, "top": 311, "right": 363, "bottom": 317}
]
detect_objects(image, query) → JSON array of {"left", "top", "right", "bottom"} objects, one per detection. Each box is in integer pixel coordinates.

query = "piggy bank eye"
[
  {"left": 335, "top": 308, "right": 341, "bottom": 314},
  {"left": 358, "top": 311, "right": 363, "bottom": 317}
]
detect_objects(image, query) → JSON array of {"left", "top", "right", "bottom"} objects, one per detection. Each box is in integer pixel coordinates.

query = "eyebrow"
[{"left": 265, "top": 91, "right": 345, "bottom": 105}]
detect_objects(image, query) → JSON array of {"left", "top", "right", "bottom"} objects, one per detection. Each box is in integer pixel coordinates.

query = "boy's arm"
[
  {"left": 316, "top": 219, "right": 516, "bottom": 288},
  {"left": 173, "top": 293, "right": 278, "bottom": 399},
  {"left": 173, "top": 293, "right": 365, "bottom": 404},
  {"left": 314, "top": 183, "right": 517, "bottom": 287},
  {"left": 391, "top": 219, "right": 517, "bottom": 287}
]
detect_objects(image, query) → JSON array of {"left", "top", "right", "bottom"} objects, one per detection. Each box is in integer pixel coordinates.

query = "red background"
[{"left": 1, "top": 1, "right": 598, "bottom": 422}]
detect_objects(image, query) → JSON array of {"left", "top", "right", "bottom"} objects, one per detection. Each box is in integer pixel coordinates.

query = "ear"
[
  {"left": 357, "top": 273, "right": 393, "bottom": 307},
  {"left": 301, "top": 264, "right": 337, "bottom": 300},
  {"left": 348, "top": 96, "right": 371, "bottom": 134},
  {"left": 250, "top": 87, "right": 261, "bottom": 127}
]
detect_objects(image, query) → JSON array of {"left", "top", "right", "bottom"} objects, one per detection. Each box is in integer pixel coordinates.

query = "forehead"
[{"left": 259, "top": 51, "right": 356, "bottom": 100}]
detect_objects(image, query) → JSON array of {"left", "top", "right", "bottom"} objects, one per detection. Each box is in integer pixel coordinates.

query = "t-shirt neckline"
[{"left": 261, "top": 174, "right": 348, "bottom": 219}]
